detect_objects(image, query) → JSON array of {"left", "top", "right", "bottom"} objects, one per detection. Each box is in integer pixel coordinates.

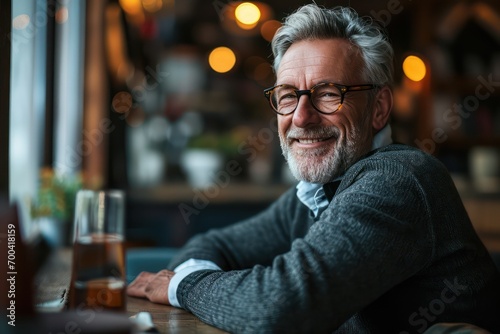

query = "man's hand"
[{"left": 127, "top": 270, "right": 175, "bottom": 305}]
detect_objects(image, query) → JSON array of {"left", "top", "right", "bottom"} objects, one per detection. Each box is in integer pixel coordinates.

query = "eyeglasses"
[{"left": 263, "top": 82, "right": 378, "bottom": 115}]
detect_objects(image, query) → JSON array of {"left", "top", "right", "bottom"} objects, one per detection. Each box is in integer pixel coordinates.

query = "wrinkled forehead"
[{"left": 276, "top": 39, "right": 365, "bottom": 84}]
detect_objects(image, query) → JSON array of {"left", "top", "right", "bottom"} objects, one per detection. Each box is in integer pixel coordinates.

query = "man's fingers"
[
  {"left": 129, "top": 271, "right": 156, "bottom": 285},
  {"left": 126, "top": 270, "right": 175, "bottom": 304},
  {"left": 127, "top": 271, "right": 156, "bottom": 297},
  {"left": 127, "top": 281, "right": 148, "bottom": 297}
]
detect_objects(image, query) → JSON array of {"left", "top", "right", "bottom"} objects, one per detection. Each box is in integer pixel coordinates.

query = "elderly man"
[{"left": 128, "top": 4, "right": 500, "bottom": 333}]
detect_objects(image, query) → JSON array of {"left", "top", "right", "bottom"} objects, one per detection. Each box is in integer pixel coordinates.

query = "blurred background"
[{"left": 2, "top": 0, "right": 500, "bottom": 250}]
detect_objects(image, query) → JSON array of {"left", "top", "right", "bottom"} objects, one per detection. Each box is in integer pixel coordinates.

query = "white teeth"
[{"left": 298, "top": 138, "right": 323, "bottom": 144}]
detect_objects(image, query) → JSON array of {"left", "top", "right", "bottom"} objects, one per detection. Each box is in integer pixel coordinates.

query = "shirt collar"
[{"left": 296, "top": 124, "right": 393, "bottom": 216}]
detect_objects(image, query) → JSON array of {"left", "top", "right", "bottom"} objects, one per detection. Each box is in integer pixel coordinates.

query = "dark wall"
[{"left": 126, "top": 199, "right": 272, "bottom": 247}]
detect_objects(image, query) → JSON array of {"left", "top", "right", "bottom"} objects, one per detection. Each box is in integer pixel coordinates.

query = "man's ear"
[{"left": 371, "top": 86, "right": 393, "bottom": 131}]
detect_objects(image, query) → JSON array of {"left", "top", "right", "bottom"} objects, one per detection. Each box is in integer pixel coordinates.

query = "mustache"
[{"left": 286, "top": 126, "right": 340, "bottom": 139}]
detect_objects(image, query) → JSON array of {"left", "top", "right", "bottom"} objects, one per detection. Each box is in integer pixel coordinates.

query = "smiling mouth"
[{"left": 295, "top": 136, "right": 335, "bottom": 144}]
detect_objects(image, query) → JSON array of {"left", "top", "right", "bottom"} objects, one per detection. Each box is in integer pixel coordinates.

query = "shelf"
[
  {"left": 463, "top": 197, "right": 500, "bottom": 253},
  {"left": 128, "top": 182, "right": 291, "bottom": 204}
]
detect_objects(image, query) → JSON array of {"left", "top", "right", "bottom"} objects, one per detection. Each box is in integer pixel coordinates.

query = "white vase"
[{"left": 180, "top": 149, "right": 223, "bottom": 189}]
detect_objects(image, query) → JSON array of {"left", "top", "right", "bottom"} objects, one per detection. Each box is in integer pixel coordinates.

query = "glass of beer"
[{"left": 69, "top": 190, "right": 126, "bottom": 311}]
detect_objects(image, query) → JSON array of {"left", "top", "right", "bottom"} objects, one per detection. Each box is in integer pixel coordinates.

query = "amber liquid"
[{"left": 69, "top": 234, "right": 126, "bottom": 311}]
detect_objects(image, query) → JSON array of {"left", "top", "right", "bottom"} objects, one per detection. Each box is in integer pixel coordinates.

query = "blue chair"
[{"left": 126, "top": 247, "right": 179, "bottom": 284}]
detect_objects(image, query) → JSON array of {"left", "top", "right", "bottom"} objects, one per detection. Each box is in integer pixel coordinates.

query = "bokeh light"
[
  {"left": 12, "top": 14, "right": 30, "bottom": 30},
  {"left": 142, "top": 0, "right": 163, "bottom": 13},
  {"left": 55, "top": 7, "right": 69, "bottom": 24},
  {"left": 235, "top": 2, "right": 261, "bottom": 25},
  {"left": 119, "top": 0, "right": 142, "bottom": 15},
  {"left": 209, "top": 47, "right": 236, "bottom": 73},
  {"left": 260, "top": 20, "right": 281, "bottom": 42},
  {"left": 112, "top": 91, "right": 133, "bottom": 114},
  {"left": 402, "top": 55, "right": 427, "bottom": 82}
]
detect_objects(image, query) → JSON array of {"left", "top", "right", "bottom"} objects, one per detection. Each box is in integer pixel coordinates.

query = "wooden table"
[
  {"left": 34, "top": 248, "right": 227, "bottom": 333},
  {"left": 126, "top": 296, "right": 226, "bottom": 333}
]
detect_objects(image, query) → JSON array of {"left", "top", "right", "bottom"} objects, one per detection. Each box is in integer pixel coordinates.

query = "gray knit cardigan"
[{"left": 168, "top": 144, "right": 500, "bottom": 333}]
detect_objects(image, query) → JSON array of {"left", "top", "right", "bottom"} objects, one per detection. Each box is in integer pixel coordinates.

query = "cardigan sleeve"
[
  {"left": 174, "top": 157, "right": 435, "bottom": 333},
  {"left": 167, "top": 187, "right": 306, "bottom": 271}
]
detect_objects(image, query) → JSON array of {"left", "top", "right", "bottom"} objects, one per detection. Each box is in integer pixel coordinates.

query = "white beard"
[{"left": 280, "top": 125, "right": 371, "bottom": 183}]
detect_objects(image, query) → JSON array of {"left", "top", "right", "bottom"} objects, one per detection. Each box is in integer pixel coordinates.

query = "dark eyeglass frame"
[{"left": 263, "top": 82, "right": 378, "bottom": 115}]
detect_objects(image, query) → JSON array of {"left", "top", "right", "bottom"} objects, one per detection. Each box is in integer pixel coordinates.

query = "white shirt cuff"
[{"left": 168, "top": 259, "right": 222, "bottom": 308}]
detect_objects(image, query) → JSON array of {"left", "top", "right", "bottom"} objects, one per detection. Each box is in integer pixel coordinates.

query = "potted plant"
[
  {"left": 31, "top": 168, "right": 82, "bottom": 247},
  {"left": 180, "top": 131, "right": 243, "bottom": 189}
]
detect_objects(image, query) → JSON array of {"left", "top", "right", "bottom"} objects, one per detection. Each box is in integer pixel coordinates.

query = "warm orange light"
[
  {"left": 403, "top": 55, "right": 426, "bottom": 82},
  {"left": 209, "top": 47, "right": 236, "bottom": 73},
  {"left": 236, "top": 20, "right": 258, "bottom": 30},
  {"left": 55, "top": 7, "right": 68, "bottom": 24},
  {"left": 112, "top": 91, "right": 133, "bottom": 114},
  {"left": 119, "top": 0, "right": 142, "bottom": 15},
  {"left": 235, "top": 2, "right": 261, "bottom": 25}
]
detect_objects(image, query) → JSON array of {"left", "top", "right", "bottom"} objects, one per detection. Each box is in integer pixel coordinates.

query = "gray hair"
[{"left": 271, "top": 4, "right": 394, "bottom": 86}]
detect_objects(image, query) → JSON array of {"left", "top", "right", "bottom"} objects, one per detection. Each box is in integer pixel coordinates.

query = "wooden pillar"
[{"left": 82, "top": 0, "right": 109, "bottom": 189}]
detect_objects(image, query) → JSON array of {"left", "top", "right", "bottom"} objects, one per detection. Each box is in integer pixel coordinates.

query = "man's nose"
[{"left": 292, "top": 95, "right": 322, "bottom": 128}]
